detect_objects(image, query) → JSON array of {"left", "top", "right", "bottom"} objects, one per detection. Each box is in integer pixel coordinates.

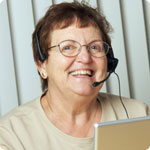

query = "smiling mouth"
[{"left": 70, "top": 70, "right": 94, "bottom": 77}]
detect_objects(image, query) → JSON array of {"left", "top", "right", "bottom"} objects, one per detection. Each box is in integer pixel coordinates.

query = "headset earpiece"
[
  {"left": 35, "top": 29, "right": 47, "bottom": 62},
  {"left": 107, "top": 47, "right": 118, "bottom": 73},
  {"left": 107, "top": 57, "right": 118, "bottom": 73}
]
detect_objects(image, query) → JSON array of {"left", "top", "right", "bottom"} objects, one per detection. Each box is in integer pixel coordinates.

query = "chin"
[{"left": 70, "top": 85, "right": 96, "bottom": 96}]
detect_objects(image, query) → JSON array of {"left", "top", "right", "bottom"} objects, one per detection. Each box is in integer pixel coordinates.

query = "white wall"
[{"left": 0, "top": 0, "right": 150, "bottom": 116}]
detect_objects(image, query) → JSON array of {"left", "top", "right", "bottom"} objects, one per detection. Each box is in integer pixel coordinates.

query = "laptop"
[{"left": 94, "top": 116, "right": 150, "bottom": 150}]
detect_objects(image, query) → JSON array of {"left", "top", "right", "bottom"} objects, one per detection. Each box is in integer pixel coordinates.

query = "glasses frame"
[{"left": 48, "top": 40, "right": 110, "bottom": 58}]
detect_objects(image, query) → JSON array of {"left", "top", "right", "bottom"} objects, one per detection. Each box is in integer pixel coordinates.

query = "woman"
[{"left": 0, "top": 2, "right": 149, "bottom": 150}]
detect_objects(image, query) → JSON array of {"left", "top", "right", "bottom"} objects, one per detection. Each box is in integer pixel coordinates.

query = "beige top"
[{"left": 0, "top": 93, "right": 149, "bottom": 150}]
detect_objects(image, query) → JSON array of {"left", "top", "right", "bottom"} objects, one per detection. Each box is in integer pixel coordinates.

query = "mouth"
[{"left": 70, "top": 70, "right": 94, "bottom": 77}]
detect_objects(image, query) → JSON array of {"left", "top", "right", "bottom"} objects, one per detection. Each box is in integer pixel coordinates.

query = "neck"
[
  {"left": 47, "top": 88, "right": 99, "bottom": 115},
  {"left": 41, "top": 89, "right": 102, "bottom": 137}
]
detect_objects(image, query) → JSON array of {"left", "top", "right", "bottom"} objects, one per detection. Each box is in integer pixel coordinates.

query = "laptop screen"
[{"left": 94, "top": 116, "right": 150, "bottom": 150}]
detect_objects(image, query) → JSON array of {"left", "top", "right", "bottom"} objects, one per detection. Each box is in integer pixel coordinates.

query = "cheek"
[
  {"left": 96, "top": 57, "right": 107, "bottom": 71},
  {"left": 46, "top": 53, "right": 75, "bottom": 76},
  {"left": 104, "top": 58, "right": 108, "bottom": 72},
  {"left": 95, "top": 57, "right": 107, "bottom": 81}
]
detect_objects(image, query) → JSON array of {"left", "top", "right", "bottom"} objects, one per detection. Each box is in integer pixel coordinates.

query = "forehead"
[{"left": 50, "top": 24, "right": 102, "bottom": 44}]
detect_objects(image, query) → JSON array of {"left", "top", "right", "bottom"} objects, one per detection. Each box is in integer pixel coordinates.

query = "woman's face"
[{"left": 43, "top": 24, "right": 107, "bottom": 96}]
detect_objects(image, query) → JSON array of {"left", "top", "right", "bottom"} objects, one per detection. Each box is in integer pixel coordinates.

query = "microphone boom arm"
[{"left": 92, "top": 72, "right": 111, "bottom": 87}]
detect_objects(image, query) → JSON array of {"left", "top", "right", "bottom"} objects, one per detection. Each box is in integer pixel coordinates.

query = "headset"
[
  {"left": 35, "top": 28, "right": 118, "bottom": 73},
  {"left": 35, "top": 29, "right": 118, "bottom": 86}
]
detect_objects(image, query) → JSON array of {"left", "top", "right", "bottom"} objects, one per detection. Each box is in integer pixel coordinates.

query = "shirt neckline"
[{"left": 36, "top": 96, "right": 94, "bottom": 144}]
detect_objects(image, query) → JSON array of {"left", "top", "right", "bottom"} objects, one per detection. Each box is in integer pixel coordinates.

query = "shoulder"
[
  {"left": 98, "top": 92, "right": 149, "bottom": 119},
  {"left": 0, "top": 97, "right": 40, "bottom": 124},
  {"left": 0, "top": 97, "right": 41, "bottom": 149}
]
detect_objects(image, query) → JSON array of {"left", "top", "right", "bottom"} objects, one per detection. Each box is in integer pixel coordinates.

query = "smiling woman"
[
  {"left": 39, "top": 25, "right": 107, "bottom": 96},
  {"left": 0, "top": 1, "right": 149, "bottom": 150}
]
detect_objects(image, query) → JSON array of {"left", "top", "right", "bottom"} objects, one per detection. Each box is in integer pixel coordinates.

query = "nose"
[{"left": 75, "top": 45, "right": 92, "bottom": 64}]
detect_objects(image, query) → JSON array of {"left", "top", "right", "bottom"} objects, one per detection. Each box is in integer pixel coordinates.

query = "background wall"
[{"left": 0, "top": 0, "right": 150, "bottom": 117}]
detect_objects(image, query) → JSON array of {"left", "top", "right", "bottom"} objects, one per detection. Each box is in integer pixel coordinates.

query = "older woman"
[{"left": 0, "top": 2, "right": 149, "bottom": 150}]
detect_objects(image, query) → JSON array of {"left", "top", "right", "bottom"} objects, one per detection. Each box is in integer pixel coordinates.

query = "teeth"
[{"left": 71, "top": 70, "right": 92, "bottom": 76}]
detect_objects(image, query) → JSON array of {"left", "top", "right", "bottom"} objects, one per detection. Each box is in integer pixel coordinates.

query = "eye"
[
  {"left": 60, "top": 41, "right": 77, "bottom": 52},
  {"left": 91, "top": 45, "right": 101, "bottom": 51},
  {"left": 91, "top": 45, "right": 100, "bottom": 50},
  {"left": 59, "top": 40, "right": 80, "bottom": 57},
  {"left": 64, "top": 46, "right": 72, "bottom": 50},
  {"left": 62, "top": 45, "right": 77, "bottom": 51}
]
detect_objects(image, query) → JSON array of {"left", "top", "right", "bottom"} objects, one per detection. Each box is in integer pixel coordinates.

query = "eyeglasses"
[{"left": 48, "top": 40, "right": 110, "bottom": 58}]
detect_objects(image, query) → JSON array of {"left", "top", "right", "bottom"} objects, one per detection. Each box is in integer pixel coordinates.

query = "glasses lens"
[
  {"left": 59, "top": 40, "right": 80, "bottom": 56},
  {"left": 90, "top": 41, "right": 109, "bottom": 57}
]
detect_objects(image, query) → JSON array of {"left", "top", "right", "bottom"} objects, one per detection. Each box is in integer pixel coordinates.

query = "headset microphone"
[
  {"left": 92, "top": 57, "right": 118, "bottom": 87},
  {"left": 92, "top": 72, "right": 111, "bottom": 87}
]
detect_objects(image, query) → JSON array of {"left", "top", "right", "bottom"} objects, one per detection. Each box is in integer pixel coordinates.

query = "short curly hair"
[{"left": 32, "top": 1, "right": 112, "bottom": 92}]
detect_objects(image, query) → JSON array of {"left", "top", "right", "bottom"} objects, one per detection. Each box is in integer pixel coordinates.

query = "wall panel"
[
  {"left": 120, "top": 0, "right": 150, "bottom": 104},
  {"left": 7, "top": 0, "right": 41, "bottom": 105},
  {"left": 143, "top": 0, "right": 150, "bottom": 64},
  {"left": 54, "top": 0, "right": 73, "bottom": 4},
  {"left": 32, "top": 0, "right": 53, "bottom": 23},
  {"left": 0, "top": 0, "right": 18, "bottom": 116}
]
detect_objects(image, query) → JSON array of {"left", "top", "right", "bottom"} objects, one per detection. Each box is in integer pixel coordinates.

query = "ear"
[{"left": 36, "top": 60, "right": 48, "bottom": 79}]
